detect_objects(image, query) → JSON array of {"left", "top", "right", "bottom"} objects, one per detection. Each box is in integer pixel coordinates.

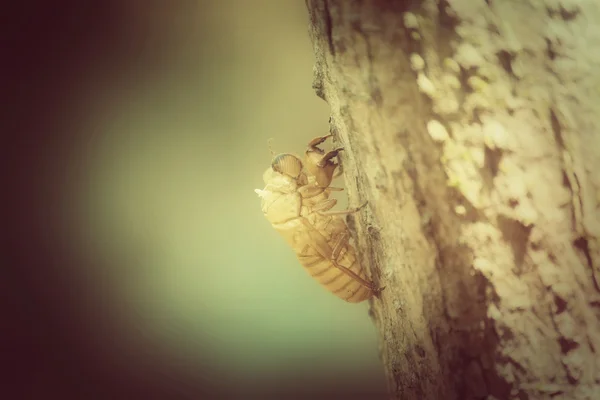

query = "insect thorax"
[{"left": 260, "top": 187, "right": 302, "bottom": 225}]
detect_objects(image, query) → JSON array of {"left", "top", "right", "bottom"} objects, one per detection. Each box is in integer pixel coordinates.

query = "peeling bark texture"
[{"left": 305, "top": 1, "right": 600, "bottom": 399}]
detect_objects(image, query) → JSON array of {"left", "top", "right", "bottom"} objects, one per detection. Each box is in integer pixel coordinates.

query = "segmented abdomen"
[
  {"left": 270, "top": 204, "right": 373, "bottom": 303},
  {"left": 297, "top": 245, "right": 372, "bottom": 303}
]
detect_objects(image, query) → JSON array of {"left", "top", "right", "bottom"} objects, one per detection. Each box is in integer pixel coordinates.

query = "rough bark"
[{"left": 305, "top": 1, "right": 600, "bottom": 399}]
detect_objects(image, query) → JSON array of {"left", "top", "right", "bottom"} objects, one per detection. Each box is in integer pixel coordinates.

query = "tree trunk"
[{"left": 305, "top": 1, "right": 600, "bottom": 399}]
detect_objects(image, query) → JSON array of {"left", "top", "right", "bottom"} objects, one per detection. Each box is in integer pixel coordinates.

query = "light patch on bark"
[{"left": 306, "top": 0, "right": 600, "bottom": 399}]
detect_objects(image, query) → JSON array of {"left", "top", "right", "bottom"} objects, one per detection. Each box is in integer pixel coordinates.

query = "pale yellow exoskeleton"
[{"left": 255, "top": 135, "right": 383, "bottom": 303}]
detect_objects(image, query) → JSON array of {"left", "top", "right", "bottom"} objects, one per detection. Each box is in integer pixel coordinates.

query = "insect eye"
[{"left": 271, "top": 153, "right": 303, "bottom": 178}]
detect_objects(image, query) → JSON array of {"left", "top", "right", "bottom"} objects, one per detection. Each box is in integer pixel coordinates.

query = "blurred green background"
[{"left": 12, "top": 1, "right": 386, "bottom": 398}]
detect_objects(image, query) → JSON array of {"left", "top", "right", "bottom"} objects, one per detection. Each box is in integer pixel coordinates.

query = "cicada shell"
[{"left": 255, "top": 135, "right": 382, "bottom": 303}]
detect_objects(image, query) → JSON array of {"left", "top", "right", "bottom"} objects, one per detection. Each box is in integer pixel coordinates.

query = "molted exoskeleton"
[{"left": 255, "top": 135, "right": 383, "bottom": 303}]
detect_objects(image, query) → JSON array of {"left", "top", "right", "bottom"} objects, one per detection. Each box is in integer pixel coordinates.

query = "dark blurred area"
[
  {"left": 5, "top": 2, "right": 216, "bottom": 398},
  {"left": 4, "top": 1, "right": 385, "bottom": 399}
]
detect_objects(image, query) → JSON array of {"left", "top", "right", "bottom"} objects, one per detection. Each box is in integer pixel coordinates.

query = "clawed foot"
[
  {"left": 317, "top": 147, "right": 344, "bottom": 167},
  {"left": 373, "top": 285, "right": 386, "bottom": 298}
]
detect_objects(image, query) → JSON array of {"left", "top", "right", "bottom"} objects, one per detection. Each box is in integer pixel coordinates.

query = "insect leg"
[
  {"left": 310, "top": 199, "right": 337, "bottom": 213},
  {"left": 298, "top": 184, "right": 325, "bottom": 198},
  {"left": 333, "top": 164, "right": 344, "bottom": 178},
  {"left": 330, "top": 232, "right": 381, "bottom": 294},
  {"left": 317, "top": 201, "right": 368, "bottom": 216},
  {"left": 331, "top": 231, "right": 350, "bottom": 260},
  {"left": 331, "top": 223, "right": 385, "bottom": 298},
  {"left": 308, "top": 134, "right": 334, "bottom": 148},
  {"left": 299, "top": 185, "right": 342, "bottom": 200},
  {"left": 299, "top": 218, "right": 376, "bottom": 291},
  {"left": 330, "top": 260, "right": 377, "bottom": 291},
  {"left": 372, "top": 285, "right": 386, "bottom": 298},
  {"left": 317, "top": 148, "right": 344, "bottom": 168}
]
